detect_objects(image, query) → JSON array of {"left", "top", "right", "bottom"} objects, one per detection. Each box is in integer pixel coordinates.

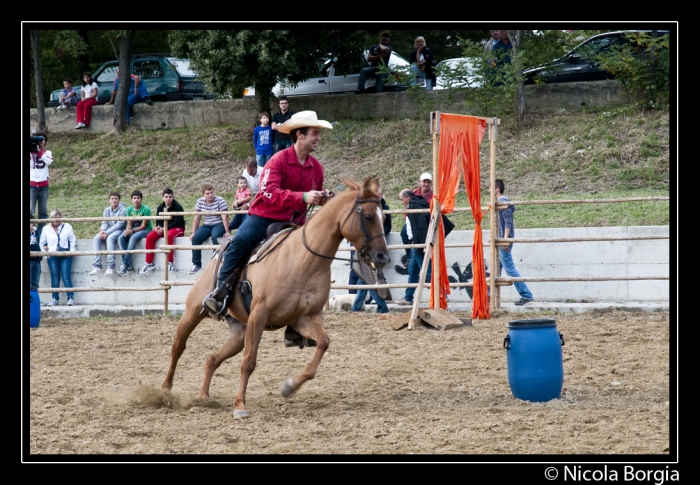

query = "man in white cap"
[
  {"left": 397, "top": 172, "right": 433, "bottom": 275},
  {"left": 204, "top": 111, "right": 333, "bottom": 320}
]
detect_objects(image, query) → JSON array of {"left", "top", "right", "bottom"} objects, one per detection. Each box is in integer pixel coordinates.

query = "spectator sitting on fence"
[
  {"left": 40, "top": 209, "right": 77, "bottom": 306},
  {"left": 242, "top": 156, "right": 261, "bottom": 194},
  {"left": 90, "top": 191, "right": 127, "bottom": 276},
  {"left": 140, "top": 188, "right": 186, "bottom": 274},
  {"left": 229, "top": 176, "right": 252, "bottom": 232},
  {"left": 118, "top": 190, "right": 152, "bottom": 276},
  {"left": 189, "top": 183, "right": 230, "bottom": 274}
]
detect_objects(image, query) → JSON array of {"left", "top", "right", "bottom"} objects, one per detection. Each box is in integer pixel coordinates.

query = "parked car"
[
  {"left": 433, "top": 57, "right": 482, "bottom": 90},
  {"left": 243, "top": 51, "right": 410, "bottom": 98},
  {"left": 47, "top": 54, "right": 214, "bottom": 107},
  {"left": 522, "top": 30, "right": 670, "bottom": 84}
]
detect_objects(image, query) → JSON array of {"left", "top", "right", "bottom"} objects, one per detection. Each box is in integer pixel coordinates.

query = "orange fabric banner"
[{"left": 432, "top": 113, "right": 489, "bottom": 319}]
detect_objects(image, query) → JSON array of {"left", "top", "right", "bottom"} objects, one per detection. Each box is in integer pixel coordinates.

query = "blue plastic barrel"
[
  {"left": 503, "top": 318, "right": 564, "bottom": 402},
  {"left": 30, "top": 287, "right": 41, "bottom": 329}
]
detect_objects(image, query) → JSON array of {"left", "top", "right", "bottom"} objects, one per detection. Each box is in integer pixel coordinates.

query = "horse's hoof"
[
  {"left": 279, "top": 378, "right": 295, "bottom": 398},
  {"left": 234, "top": 409, "right": 250, "bottom": 419}
]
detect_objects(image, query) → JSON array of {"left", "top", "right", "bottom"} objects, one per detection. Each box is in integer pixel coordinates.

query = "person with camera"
[
  {"left": 40, "top": 209, "right": 77, "bottom": 306},
  {"left": 29, "top": 132, "right": 53, "bottom": 235},
  {"left": 355, "top": 32, "right": 393, "bottom": 94}
]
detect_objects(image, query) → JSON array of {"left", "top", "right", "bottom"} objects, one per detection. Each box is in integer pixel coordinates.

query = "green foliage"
[
  {"left": 28, "top": 29, "right": 172, "bottom": 108},
  {"left": 596, "top": 32, "right": 670, "bottom": 109},
  {"left": 168, "top": 30, "right": 369, "bottom": 113}
]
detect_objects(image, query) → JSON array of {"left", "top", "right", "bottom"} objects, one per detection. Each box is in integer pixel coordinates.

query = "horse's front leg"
[
  {"left": 162, "top": 304, "right": 205, "bottom": 391},
  {"left": 233, "top": 306, "right": 268, "bottom": 419},
  {"left": 279, "top": 313, "right": 330, "bottom": 398},
  {"left": 199, "top": 313, "right": 246, "bottom": 399}
]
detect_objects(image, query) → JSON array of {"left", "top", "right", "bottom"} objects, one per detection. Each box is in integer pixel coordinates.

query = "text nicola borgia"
[{"left": 563, "top": 466, "right": 678, "bottom": 485}]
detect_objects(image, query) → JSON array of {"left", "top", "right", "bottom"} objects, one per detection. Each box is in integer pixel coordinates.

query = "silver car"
[
  {"left": 433, "top": 57, "right": 482, "bottom": 90},
  {"left": 243, "top": 51, "right": 410, "bottom": 98}
]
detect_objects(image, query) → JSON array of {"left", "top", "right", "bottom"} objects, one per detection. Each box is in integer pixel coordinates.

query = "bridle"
[{"left": 302, "top": 191, "right": 385, "bottom": 264}]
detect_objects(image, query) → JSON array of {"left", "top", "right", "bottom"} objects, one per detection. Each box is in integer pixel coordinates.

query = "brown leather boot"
[{"left": 204, "top": 267, "right": 242, "bottom": 314}]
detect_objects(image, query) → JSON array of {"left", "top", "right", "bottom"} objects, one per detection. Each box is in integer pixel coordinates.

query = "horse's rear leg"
[
  {"left": 198, "top": 313, "right": 246, "bottom": 399},
  {"left": 162, "top": 305, "right": 206, "bottom": 391},
  {"left": 233, "top": 306, "right": 269, "bottom": 419},
  {"left": 279, "top": 313, "right": 330, "bottom": 398}
]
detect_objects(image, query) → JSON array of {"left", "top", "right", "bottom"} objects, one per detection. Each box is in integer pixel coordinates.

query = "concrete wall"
[
  {"left": 30, "top": 81, "right": 627, "bottom": 134},
  {"left": 34, "top": 225, "right": 669, "bottom": 306}
]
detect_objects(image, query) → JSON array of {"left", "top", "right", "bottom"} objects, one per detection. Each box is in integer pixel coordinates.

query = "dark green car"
[{"left": 48, "top": 54, "right": 213, "bottom": 107}]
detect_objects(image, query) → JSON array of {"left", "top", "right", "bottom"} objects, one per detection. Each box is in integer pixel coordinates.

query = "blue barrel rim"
[{"left": 509, "top": 318, "right": 557, "bottom": 328}]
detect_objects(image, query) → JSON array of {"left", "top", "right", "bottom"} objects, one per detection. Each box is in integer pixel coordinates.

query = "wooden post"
[
  {"left": 431, "top": 111, "right": 441, "bottom": 307},
  {"left": 408, "top": 208, "right": 438, "bottom": 329},
  {"left": 163, "top": 217, "right": 169, "bottom": 316},
  {"left": 489, "top": 118, "right": 499, "bottom": 312}
]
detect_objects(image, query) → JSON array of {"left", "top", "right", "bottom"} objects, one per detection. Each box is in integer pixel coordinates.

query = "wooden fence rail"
[{"left": 30, "top": 193, "right": 669, "bottom": 316}]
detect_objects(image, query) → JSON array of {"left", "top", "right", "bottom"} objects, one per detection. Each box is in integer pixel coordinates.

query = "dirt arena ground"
[{"left": 26, "top": 309, "right": 672, "bottom": 458}]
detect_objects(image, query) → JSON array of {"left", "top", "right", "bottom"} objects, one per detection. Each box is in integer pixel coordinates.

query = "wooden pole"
[
  {"left": 163, "top": 217, "right": 169, "bottom": 316},
  {"left": 489, "top": 118, "right": 499, "bottom": 312},
  {"left": 408, "top": 208, "right": 439, "bottom": 329},
  {"left": 431, "top": 111, "right": 441, "bottom": 307}
]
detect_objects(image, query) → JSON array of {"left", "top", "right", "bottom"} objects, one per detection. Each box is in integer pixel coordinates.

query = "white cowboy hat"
[{"left": 278, "top": 110, "right": 333, "bottom": 134}]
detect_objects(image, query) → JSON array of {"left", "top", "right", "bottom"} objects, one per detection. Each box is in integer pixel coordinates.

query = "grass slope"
[{"left": 39, "top": 104, "right": 670, "bottom": 239}]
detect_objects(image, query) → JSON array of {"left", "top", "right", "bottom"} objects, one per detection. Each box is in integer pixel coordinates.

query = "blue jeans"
[
  {"left": 498, "top": 246, "right": 533, "bottom": 300},
  {"left": 273, "top": 140, "right": 292, "bottom": 153},
  {"left": 191, "top": 224, "right": 227, "bottom": 267},
  {"left": 30, "top": 185, "right": 49, "bottom": 233},
  {"left": 352, "top": 276, "right": 389, "bottom": 313},
  {"left": 229, "top": 214, "right": 248, "bottom": 231},
  {"left": 405, "top": 249, "right": 432, "bottom": 302},
  {"left": 348, "top": 250, "right": 358, "bottom": 294},
  {"left": 92, "top": 231, "right": 122, "bottom": 269},
  {"left": 256, "top": 154, "right": 272, "bottom": 167},
  {"left": 217, "top": 215, "right": 275, "bottom": 288},
  {"left": 358, "top": 66, "right": 388, "bottom": 92},
  {"left": 410, "top": 65, "right": 433, "bottom": 90},
  {"left": 47, "top": 255, "right": 74, "bottom": 301},
  {"left": 126, "top": 93, "right": 142, "bottom": 124},
  {"left": 30, "top": 261, "right": 41, "bottom": 289},
  {"left": 118, "top": 229, "right": 148, "bottom": 268}
]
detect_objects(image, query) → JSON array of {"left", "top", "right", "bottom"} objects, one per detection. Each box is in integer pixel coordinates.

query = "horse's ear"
[
  {"left": 340, "top": 177, "right": 360, "bottom": 191},
  {"left": 362, "top": 177, "right": 380, "bottom": 195}
]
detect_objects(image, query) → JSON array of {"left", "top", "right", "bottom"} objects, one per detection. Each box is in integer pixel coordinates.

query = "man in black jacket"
[
  {"left": 395, "top": 189, "right": 431, "bottom": 305},
  {"left": 395, "top": 188, "right": 455, "bottom": 305}
]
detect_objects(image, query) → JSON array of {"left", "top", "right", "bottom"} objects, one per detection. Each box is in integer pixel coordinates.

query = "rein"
[{"left": 301, "top": 192, "right": 384, "bottom": 264}]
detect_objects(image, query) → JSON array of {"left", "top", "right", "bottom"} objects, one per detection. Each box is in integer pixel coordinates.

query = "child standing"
[
  {"left": 229, "top": 176, "right": 252, "bottom": 231},
  {"left": 57, "top": 78, "right": 78, "bottom": 109},
  {"left": 253, "top": 112, "right": 274, "bottom": 167}
]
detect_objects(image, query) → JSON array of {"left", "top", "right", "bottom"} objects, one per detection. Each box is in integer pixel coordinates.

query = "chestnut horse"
[{"left": 162, "top": 177, "right": 390, "bottom": 419}]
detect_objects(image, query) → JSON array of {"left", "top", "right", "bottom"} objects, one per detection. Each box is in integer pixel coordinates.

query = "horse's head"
[{"left": 339, "top": 177, "right": 391, "bottom": 269}]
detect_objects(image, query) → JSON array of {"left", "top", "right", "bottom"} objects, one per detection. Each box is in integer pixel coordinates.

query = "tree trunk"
[
  {"left": 30, "top": 30, "right": 46, "bottom": 133},
  {"left": 113, "top": 31, "right": 134, "bottom": 136},
  {"left": 77, "top": 30, "right": 91, "bottom": 78},
  {"left": 647, "top": 29, "right": 658, "bottom": 109},
  {"left": 509, "top": 30, "right": 526, "bottom": 119}
]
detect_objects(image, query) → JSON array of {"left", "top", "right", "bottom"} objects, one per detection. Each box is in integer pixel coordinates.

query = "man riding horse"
[{"left": 204, "top": 111, "right": 333, "bottom": 343}]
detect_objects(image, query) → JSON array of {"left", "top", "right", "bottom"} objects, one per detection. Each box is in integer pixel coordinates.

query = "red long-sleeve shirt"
[{"left": 248, "top": 146, "right": 324, "bottom": 224}]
